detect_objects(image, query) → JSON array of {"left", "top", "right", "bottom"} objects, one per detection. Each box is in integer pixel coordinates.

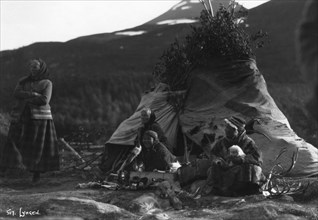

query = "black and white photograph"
[{"left": 0, "top": 0, "right": 317, "bottom": 219}]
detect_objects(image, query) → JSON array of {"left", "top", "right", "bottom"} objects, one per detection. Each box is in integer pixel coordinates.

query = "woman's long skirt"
[{"left": 0, "top": 118, "right": 60, "bottom": 172}]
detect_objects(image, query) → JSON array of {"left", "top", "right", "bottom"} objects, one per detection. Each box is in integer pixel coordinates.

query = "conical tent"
[{"left": 104, "top": 59, "right": 318, "bottom": 176}]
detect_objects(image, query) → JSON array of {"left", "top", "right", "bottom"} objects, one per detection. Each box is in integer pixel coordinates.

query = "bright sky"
[{"left": 0, "top": 0, "right": 269, "bottom": 51}]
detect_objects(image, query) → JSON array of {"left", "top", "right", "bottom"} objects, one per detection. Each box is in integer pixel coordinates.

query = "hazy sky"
[{"left": 0, "top": 0, "right": 269, "bottom": 51}]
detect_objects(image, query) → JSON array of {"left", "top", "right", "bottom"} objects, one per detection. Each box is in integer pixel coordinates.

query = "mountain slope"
[{"left": 0, "top": 0, "right": 316, "bottom": 146}]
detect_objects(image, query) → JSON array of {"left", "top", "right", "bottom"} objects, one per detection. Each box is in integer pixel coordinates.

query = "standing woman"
[{"left": 0, "top": 58, "right": 59, "bottom": 183}]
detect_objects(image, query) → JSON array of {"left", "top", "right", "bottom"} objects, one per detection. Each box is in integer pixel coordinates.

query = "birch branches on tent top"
[{"left": 153, "top": 0, "right": 268, "bottom": 91}]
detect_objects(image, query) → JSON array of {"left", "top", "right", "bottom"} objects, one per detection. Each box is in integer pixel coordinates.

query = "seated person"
[
  {"left": 140, "top": 130, "right": 177, "bottom": 172},
  {"left": 206, "top": 116, "right": 266, "bottom": 196},
  {"left": 136, "top": 108, "right": 170, "bottom": 150}
]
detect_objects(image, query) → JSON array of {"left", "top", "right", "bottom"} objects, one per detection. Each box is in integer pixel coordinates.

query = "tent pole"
[{"left": 183, "top": 134, "right": 190, "bottom": 165}]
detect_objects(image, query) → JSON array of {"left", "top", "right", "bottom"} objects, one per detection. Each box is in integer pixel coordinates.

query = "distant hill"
[
  {"left": 146, "top": 0, "right": 228, "bottom": 24},
  {"left": 0, "top": 0, "right": 316, "bottom": 145}
]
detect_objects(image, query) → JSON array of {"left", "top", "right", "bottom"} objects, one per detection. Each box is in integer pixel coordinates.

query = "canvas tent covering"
[{"left": 105, "top": 59, "right": 318, "bottom": 177}]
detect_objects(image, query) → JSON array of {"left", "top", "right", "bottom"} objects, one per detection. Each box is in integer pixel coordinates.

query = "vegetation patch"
[{"left": 153, "top": 0, "right": 268, "bottom": 91}]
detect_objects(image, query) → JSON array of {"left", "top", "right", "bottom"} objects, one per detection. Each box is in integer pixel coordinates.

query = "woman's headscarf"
[
  {"left": 29, "top": 58, "right": 49, "bottom": 81},
  {"left": 20, "top": 58, "right": 49, "bottom": 84}
]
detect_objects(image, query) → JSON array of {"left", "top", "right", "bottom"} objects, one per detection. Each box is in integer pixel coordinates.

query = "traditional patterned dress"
[
  {"left": 0, "top": 60, "right": 59, "bottom": 173},
  {"left": 206, "top": 130, "right": 265, "bottom": 195}
]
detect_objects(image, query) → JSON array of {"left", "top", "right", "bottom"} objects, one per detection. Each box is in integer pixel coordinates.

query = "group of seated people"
[{"left": 120, "top": 107, "right": 266, "bottom": 196}]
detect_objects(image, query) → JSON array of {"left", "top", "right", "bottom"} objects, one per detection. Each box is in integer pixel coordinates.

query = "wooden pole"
[
  {"left": 199, "top": 0, "right": 210, "bottom": 13},
  {"left": 183, "top": 134, "right": 190, "bottom": 164},
  {"left": 208, "top": 0, "right": 214, "bottom": 17},
  {"left": 58, "top": 138, "right": 86, "bottom": 163}
]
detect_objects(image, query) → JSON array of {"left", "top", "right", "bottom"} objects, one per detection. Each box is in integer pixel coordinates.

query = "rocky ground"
[{"left": 1, "top": 167, "right": 318, "bottom": 220}]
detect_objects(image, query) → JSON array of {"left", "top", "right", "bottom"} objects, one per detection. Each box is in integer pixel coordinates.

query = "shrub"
[{"left": 153, "top": 0, "right": 268, "bottom": 91}]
